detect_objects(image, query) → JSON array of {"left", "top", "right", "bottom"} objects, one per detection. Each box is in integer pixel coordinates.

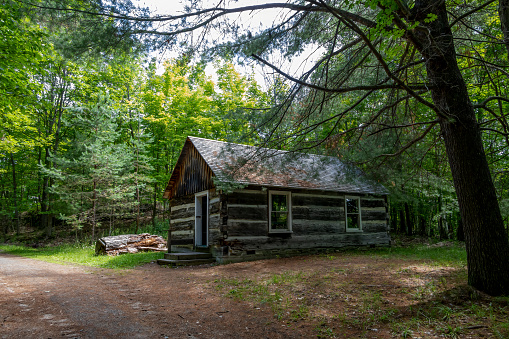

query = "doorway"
[{"left": 195, "top": 191, "right": 209, "bottom": 247}]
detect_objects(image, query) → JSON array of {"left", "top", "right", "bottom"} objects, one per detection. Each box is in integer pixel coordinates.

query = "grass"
[
  {"left": 0, "top": 243, "right": 164, "bottom": 269},
  {"left": 215, "top": 271, "right": 310, "bottom": 322},
  {"left": 212, "top": 243, "right": 507, "bottom": 338},
  {"left": 360, "top": 242, "right": 468, "bottom": 267}
]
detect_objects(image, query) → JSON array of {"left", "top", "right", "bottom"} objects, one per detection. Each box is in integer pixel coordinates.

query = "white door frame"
[{"left": 194, "top": 190, "right": 209, "bottom": 247}]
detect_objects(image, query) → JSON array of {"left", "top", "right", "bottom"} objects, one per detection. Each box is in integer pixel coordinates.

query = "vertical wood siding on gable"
[{"left": 170, "top": 145, "right": 215, "bottom": 199}]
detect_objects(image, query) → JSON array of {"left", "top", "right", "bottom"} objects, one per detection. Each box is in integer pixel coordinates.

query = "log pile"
[{"left": 95, "top": 233, "right": 167, "bottom": 256}]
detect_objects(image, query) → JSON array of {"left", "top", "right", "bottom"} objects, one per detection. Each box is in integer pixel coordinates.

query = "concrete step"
[
  {"left": 157, "top": 258, "right": 215, "bottom": 266},
  {"left": 164, "top": 252, "right": 212, "bottom": 260}
]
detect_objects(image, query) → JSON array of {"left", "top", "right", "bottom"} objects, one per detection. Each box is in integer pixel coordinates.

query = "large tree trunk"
[{"left": 413, "top": 1, "right": 509, "bottom": 295}]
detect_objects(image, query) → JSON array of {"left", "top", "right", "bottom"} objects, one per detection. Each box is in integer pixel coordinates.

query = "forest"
[{"left": 1, "top": 0, "right": 509, "bottom": 295}]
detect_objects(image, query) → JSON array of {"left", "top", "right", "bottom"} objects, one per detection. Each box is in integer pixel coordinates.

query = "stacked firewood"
[{"left": 95, "top": 233, "right": 167, "bottom": 256}]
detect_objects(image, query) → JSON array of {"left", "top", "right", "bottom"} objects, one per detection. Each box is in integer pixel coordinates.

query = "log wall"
[
  {"left": 169, "top": 195, "right": 195, "bottom": 249},
  {"left": 169, "top": 188, "right": 222, "bottom": 251},
  {"left": 218, "top": 189, "right": 390, "bottom": 262},
  {"left": 169, "top": 187, "right": 390, "bottom": 261}
]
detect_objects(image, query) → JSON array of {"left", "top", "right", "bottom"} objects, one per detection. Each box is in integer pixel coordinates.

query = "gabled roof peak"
[{"left": 161, "top": 136, "right": 387, "bottom": 197}]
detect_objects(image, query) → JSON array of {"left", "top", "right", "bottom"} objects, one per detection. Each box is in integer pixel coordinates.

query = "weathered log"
[{"left": 95, "top": 233, "right": 167, "bottom": 256}]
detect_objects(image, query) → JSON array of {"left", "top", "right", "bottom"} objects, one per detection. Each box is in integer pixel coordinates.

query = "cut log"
[{"left": 95, "top": 233, "right": 167, "bottom": 256}]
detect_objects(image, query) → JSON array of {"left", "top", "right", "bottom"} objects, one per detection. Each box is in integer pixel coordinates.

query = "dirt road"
[{"left": 0, "top": 253, "right": 302, "bottom": 339}]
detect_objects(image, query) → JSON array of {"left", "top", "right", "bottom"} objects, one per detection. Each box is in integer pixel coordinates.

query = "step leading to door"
[
  {"left": 157, "top": 251, "right": 215, "bottom": 266},
  {"left": 157, "top": 258, "right": 215, "bottom": 266}
]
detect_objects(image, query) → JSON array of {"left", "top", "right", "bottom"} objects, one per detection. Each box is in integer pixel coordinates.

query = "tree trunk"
[
  {"left": 404, "top": 202, "right": 412, "bottom": 236},
  {"left": 499, "top": 0, "right": 509, "bottom": 58},
  {"left": 41, "top": 147, "right": 54, "bottom": 237},
  {"left": 10, "top": 154, "right": 19, "bottom": 235},
  {"left": 413, "top": 1, "right": 509, "bottom": 295},
  {"left": 418, "top": 216, "right": 426, "bottom": 237},
  {"left": 389, "top": 205, "right": 397, "bottom": 232},
  {"left": 135, "top": 182, "right": 140, "bottom": 234},
  {"left": 399, "top": 208, "right": 406, "bottom": 235},
  {"left": 457, "top": 218, "right": 465, "bottom": 242},
  {"left": 152, "top": 182, "right": 157, "bottom": 231},
  {"left": 438, "top": 216, "right": 448, "bottom": 240},
  {"left": 92, "top": 177, "right": 97, "bottom": 242},
  {"left": 109, "top": 207, "right": 113, "bottom": 236}
]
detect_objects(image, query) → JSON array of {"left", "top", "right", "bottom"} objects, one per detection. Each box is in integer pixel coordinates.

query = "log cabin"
[{"left": 161, "top": 136, "right": 390, "bottom": 264}]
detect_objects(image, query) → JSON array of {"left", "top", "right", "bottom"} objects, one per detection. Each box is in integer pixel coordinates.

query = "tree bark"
[
  {"left": 10, "top": 154, "right": 19, "bottom": 235},
  {"left": 92, "top": 173, "right": 97, "bottom": 243},
  {"left": 499, "top": 0, "right": 509, "bottom": 58},
  {"left": 95, "top": 233, "right": 167, "bottom": 255},
  {"left": 399, "top": 207, "right": 406, "bottom": 234},
  {"left": 152, "top": 182, "right": 157, "bottom": 231},
  {"left": 404, "top": 202, "right": 412, "bottom": 236},
  {"left": 457, "top": 218, "right": 465, "bottom": 242},
  {"left": 41, "top": 148, "right": 53, "bottom": 237},
  {"left": 418, "top": 216, "right": 426, "bottom": 237},
  {"left": 413, "top": 1, "right": 509, "bottom": 295},
  {"left": 390, "top": 206, "right": 397, "bottom": 232}
]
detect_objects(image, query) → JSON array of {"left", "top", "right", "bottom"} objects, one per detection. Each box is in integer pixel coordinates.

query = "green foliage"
[
  {"left": 0, "top": 1, "right": 47, "bottom": 154},
  {"left": 142, "top": 56, "right": 265, "bottom": 201},
  {"left": 38, "top": 93, "right": 155, "bottom": 239}
]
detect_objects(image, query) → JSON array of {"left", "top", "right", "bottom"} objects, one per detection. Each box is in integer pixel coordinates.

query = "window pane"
[
  {"left": 347, "top": 215, "right": 359, "bottom": 229},
  {"left": 271, "top": 212, "right": 288, "bottom": 229},
  {"left": 272, "top": 194, "right": 287, "bottom": 212},
  {"left": 346, "top": 198, "right": 359, "bottom": 213}
]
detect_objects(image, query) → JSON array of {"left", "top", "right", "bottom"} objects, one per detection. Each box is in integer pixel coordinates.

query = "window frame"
[
  {"left": 345, "top": 196, "right": 362, "bottom": 232},
  {"left": 268, "top": 190, "right": 292, "bottom": 233}
]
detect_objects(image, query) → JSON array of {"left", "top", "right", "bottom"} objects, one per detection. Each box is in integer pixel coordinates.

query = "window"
[
  {"left": 345, "top": 197, "right": 362, "bottom": 231},
  {"left": 269, "top": 191, "right": 292, "bottom": 232}
]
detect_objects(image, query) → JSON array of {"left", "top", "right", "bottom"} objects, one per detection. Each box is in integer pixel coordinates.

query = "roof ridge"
[
  {"left": 188, "top": 136, "right": 343, "bottom": 161},
  {"left": 183, "top": 136, "right": 388, "bottom": 195}
]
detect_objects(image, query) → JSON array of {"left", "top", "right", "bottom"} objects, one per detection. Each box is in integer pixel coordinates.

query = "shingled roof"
[{"left": 163, "top": 136, "right": 388, "bottom": 198}]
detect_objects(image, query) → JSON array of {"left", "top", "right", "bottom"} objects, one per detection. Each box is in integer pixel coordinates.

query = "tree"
[
  {"left": 39, "top": 0, "right": 509, "bottom": 295},
  {"left": 0, "top": 0, "right": 49, "bottom": 236},
  {"left": 41, "top": 95, "right": 141, "bottom": 241},
  {"left": 27, "top": 0, "right": 149, "bottom": 236}
]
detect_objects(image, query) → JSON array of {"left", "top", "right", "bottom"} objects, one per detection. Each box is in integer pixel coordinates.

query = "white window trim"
[
  {"left": 268, "top": 190, "right": 292, "bottom": 233},
  {"left": 345, "top": 196, "right": 362, "bottom": 232}
]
